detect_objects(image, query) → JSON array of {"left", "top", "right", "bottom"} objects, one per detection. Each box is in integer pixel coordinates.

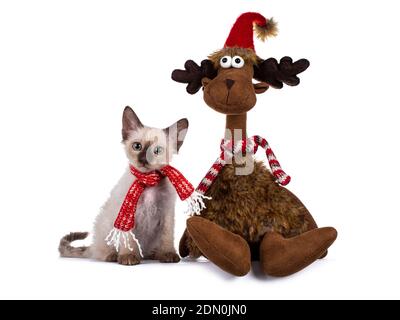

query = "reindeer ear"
[
  {"left": 254, "top": 82, "right": 269, "bottom": 94},
  {"left": 122, "top": 106, "right": 143, "bottom": 140},
  {"left": 165, "top": 118, "right": 189, "bottom": 152},
  {"left": 202, "top": 77, "right": 211, "bottom": 87}
]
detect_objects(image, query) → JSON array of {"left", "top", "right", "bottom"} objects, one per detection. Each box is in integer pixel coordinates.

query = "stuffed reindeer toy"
[{"left": 172, "top": 12, "right": 337, "bottom": 277}]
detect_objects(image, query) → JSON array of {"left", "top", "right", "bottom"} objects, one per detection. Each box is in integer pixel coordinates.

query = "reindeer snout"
[{"left": 225, "top": 79, "right": 235, "bottom": 90}]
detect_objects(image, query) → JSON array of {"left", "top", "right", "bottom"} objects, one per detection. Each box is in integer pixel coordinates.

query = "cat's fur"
[{"left": 59, "top": 106, "right": 188, "bottom": 265}]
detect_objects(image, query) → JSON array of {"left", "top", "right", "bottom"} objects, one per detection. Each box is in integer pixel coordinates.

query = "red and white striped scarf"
[
  {"left": 106, "top": 165, "right": 208, "bottom": 255},
  {"left": 197, "top": 135, "right": 291, "bottom": 195}
]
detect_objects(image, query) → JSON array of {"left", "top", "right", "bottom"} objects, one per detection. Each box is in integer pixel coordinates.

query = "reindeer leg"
[
  {"left": 284, "top": 188, "right": 328, "bottom": 259},
  {"left": 259, "top": 227, "right": 337, "bottom": 277},
  {"left": 186, "top": 216, "right": 251, "bottom": 277}
]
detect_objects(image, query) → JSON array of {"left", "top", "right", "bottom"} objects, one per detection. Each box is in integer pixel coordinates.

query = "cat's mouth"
[
  {"left": 135, "top": 163, "right": 161, "bottom": 173},
  {"left": 136, "top": 164, "right": 152, "bottom": 172}
]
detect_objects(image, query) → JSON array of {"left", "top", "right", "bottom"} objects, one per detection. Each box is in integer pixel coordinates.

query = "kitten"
[{"left": 59, "top": 106, "right": 188, "bottom": 265}]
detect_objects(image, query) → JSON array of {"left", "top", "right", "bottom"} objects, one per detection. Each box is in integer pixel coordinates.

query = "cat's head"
[{"left": 121, "top": 106, "right": 189, "bottom": 172}]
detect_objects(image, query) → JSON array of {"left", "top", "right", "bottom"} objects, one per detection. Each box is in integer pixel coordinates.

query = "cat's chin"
[
  {"left": 131, "top": 164, "right": 150, "bottom": 172},
  {"left": 130, "top": 163, "right": 163, "bottom": 173}
]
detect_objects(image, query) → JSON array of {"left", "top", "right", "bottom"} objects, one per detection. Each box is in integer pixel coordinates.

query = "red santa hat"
[{"left": 224, "top": 12, "right": 278, "bottom": 51}]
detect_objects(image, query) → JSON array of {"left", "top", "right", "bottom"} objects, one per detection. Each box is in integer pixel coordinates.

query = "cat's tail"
[{"left": 59, "top": 232, "right": 91, "bottom": 258}]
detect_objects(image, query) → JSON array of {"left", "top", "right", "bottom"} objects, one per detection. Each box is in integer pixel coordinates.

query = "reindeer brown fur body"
[{"left": 182, "top": 161, "right": 314, "bottom": 259}]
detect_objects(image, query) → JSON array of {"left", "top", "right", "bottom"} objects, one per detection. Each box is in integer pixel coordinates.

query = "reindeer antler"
[
  {"left": 171, "top": 60, "right": 217, "bottom": 94},
  {"left": 254, "top": 57, "right": 310, "bottom": 89}
]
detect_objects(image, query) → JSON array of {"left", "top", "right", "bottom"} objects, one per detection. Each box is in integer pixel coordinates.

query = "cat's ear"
[
  {"left": 122, "top": 106, "right": 143, "bottom": 140},
  {"left": 165, "top": 118, "right": 189, "bottom": 152}
]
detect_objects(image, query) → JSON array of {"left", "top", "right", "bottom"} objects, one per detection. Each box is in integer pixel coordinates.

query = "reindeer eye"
[
  {"left": 232, "top": 56, "right": 244, "bottom": 68},
  {"left": 220, "top": 56, "right": 232, "bottom": 68},
  {"left": 132, "top": 142, "right": 142, "bottom": 151}
]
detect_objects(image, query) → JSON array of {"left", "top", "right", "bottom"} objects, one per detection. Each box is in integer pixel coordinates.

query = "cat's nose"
[{"left": 138, "top": 150, "right": 148, "bottom": 165}]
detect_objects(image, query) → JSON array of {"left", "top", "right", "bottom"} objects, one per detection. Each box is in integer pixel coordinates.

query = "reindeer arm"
[
  {"left": 253, "top": 57, "right": 310, "bottom": 89},
  {"left": 171, "top": 59, "right": 217, "bottom": 94}
]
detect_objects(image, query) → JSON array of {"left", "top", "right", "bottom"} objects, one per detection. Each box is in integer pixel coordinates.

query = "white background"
[{"left": 0, "top": 0, "right": 399, "bottom": 300}]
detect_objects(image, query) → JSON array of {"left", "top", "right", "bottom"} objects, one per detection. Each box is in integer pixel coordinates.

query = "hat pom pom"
[{"left": 254, "top": 18, "right": 278, "bottom": 41}]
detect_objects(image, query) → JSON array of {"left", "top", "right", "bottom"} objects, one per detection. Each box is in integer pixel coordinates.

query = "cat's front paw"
[
  {"left": 117, "top": 253, "right": 141, "bottom": 266},
  {"left": 158, "top": 252, "right": 181, "bottom": 263},
  {"left": 105, "top": 252, "right": 118, "bottom": 262}
]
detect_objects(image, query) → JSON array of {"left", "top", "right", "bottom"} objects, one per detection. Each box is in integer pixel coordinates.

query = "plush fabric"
[
  {"left": 186, "top": 161, "right": 310, "bottom": 245},
  {"left": 186, "top": 216, "right": 336, "bottom": 277},
  {"left": 253, "top": 56, "right": 310, "bottom": 89},
  {"left": 224, "top": 12, "right": 276, "bottom": 50},
  {"left": 172, "top": 11, "right": 337, "bottom": 277},
  {"left": 187, "top": 216, "right": 251, "bottom": 277},
  {"left": 260, "top": 228, "right": 337, "bottom": 277},
  {"left": 180, "top": 161, "right": 333, "bottom": 275},
  {"left": 208, "top": 47, "right": 258, "bottom": 68},
  {"left": 196, "top": 136, "right": 291, "bottom": 197},
  {"left": 171, "top": 59, "right": 217, "bottom": 94}
]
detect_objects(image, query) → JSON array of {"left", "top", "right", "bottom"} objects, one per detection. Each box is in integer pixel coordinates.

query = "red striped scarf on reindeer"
[
  {"left": 196, "top": 135, "right": 291, "bottom": 196},
  {"left": 105, "top": 165, "right": 208, "bottom": 256}
]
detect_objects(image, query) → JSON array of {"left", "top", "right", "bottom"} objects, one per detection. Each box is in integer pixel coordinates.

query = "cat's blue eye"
[
  {"left": 153, "top": 146, "right": 163, "bottom": 155},
  {"left": 132, "top": 142, "right": 142, "bottom": 151}
]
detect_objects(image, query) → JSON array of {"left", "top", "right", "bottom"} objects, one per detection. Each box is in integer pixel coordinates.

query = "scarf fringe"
[
  {"left": 185, "top": 191, "right": 212, "bottom": 215},
  {"left": 105, "top": 228, "right": 144, "bottom": 258}
]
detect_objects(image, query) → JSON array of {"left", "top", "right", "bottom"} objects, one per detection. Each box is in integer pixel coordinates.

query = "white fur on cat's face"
[
  {"left": 124, "top": 127, "right": 171, "bottom": 172},
  {"left": 121, "top": 106, "right": 188, "bottom": 173}
]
